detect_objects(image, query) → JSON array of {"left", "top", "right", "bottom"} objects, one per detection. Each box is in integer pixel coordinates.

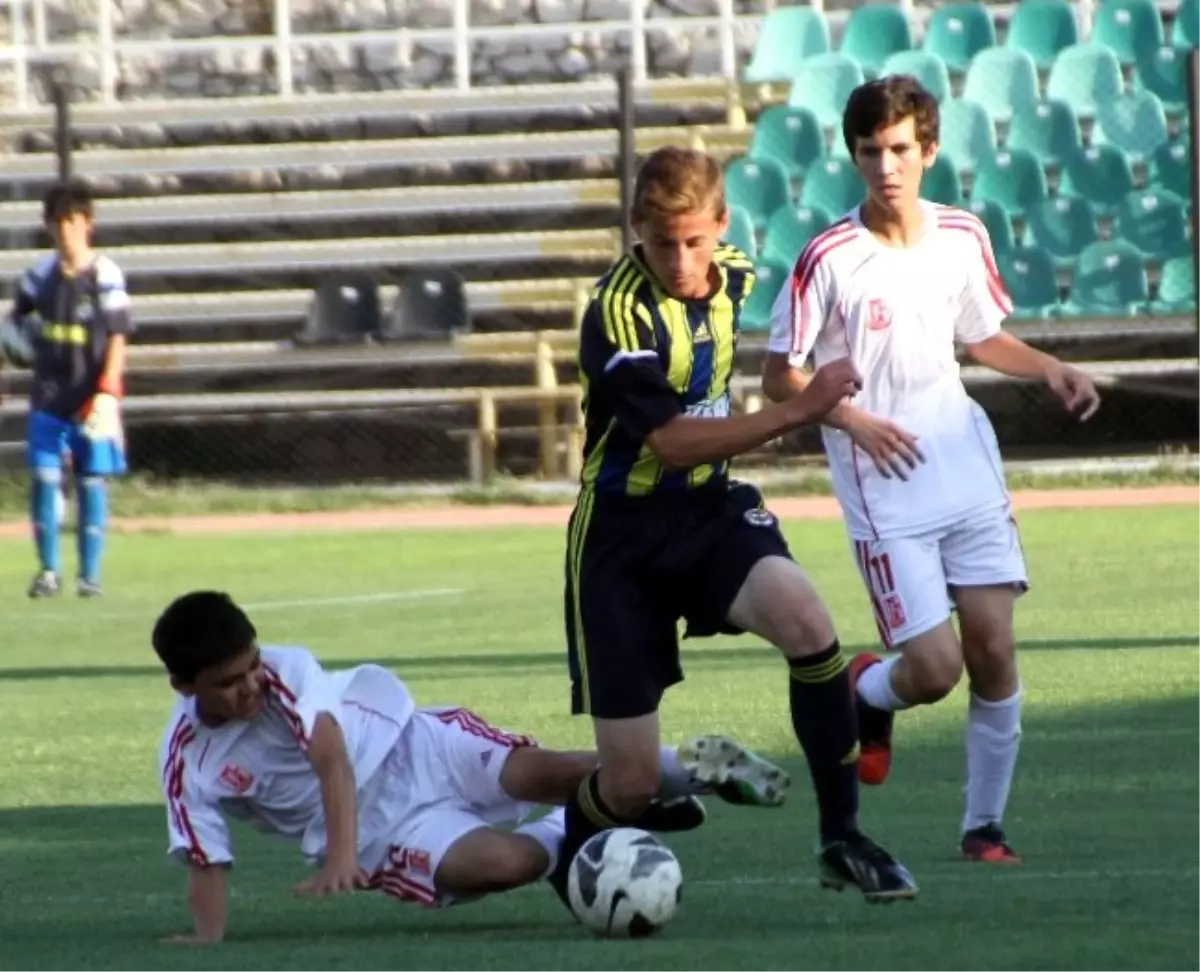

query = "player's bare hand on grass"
[
  {"left": 844, "top": 411, "right": 925, "bottom": 481},
  {"left": 294, "top": 858, "right": 370, "bottom": 899},
  {"left": 1045, "top": 362, "right": 1100, "bottom": 421},
  {"left": 794, "top": 358, "right": 862, "bottom": 423}
]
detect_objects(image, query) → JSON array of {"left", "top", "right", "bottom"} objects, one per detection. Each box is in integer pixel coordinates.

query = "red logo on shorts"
[
  {"left": 866, "top": 298, "right": 893, "bottom": 332},
  {"left": 389, "top": 845, "right": 432, "bottom": 875},
  {"left": 219, "top": 763, "right": 254, "bottom": 794},
  {"left": 882, "top": 594, "right": 907, "bottom": 630}
]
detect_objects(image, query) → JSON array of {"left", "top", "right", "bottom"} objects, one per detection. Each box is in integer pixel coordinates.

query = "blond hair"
[{"left": 631, "top": 146, "right": 726, "bottom": 223}]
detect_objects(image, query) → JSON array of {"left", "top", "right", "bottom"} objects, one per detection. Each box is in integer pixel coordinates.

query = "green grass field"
[{"left": 0, "top": 504, "right": 1196, "bottom": 971}]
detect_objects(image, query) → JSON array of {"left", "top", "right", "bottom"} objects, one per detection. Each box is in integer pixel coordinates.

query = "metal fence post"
[{"left": 617, "top": 64, "right": 636, "bottom": 256}]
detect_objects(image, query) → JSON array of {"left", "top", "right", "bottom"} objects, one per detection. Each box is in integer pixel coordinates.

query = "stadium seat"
[
  {"left": 799, "top": 157, "right": 867, "bottom": 216},
  {"left": 1057, "top": 144, "right": 1136, "bottom": 215},
  {"left": 1172, "top": 0, "right": 1199, "bottom": 48},
  {"left": 1046, "top": 43, "right": 1124, "bottom": 118},
  {"left": 965, "top": 198, "right": 1016, "bottom": 255},
  {"left": 939, "top": 98, "right": 998, "bottom": 173},
  {"left": 920, "top": 153, "right": 964, "bottom": 205},
  {"left": 750, "top": 105, "right": 826, "bottom": 180},
  {"left": 970, "top": 148, "right": 1047, "bottom": 216},
  {"left": 724, "top": 204, "right": 759, "bottom": 260},
  {"left": 1147, "top": 139, "right": 1192, "bottom": 197},
  {"left": 294, "top": 274, "right": 381, "bottom": 347},
  {"left": 840, "top": 4, "right": 914, "bottom": 76},
  {"left": 1061, "top": 239, "right": 1149, "bottom": 316},
  {"left": 1090, "top": 0, "right": 1165, "bottom": 66},
  {"left": 997, "top": 245, "right": 1061, "bottom": 318},
  {"left": 1093, "top": 89, "right": 1170, "bottom": 161},
  {"left": 921, "top": 2, "right": 998, "bottom": 73},
  {"left": 1114, "top": 188, "right": 1192, "bottom": 261},
  {"left": 962, "top": 47, "right": 1041, "bottom": 123},
  {"left": 742, "top": 258, "right": 791, "bottom": 331},
  {"left": 1023, "top": 196, "right": 1099, "bottom": 268},
  {"left": 763, "top": 205, "right": 834, "bottom": 265},
  {"left": 1150, "top": 254, "right": 1198, "bottom": 312},
  {"left": 1004, "top": 0, "right": 1079, "bottom": 70},
  {"left": 787, "top": 53, "right": 866, "bottom": 128},
  {"left": 1135, "top": 45, "right": 1189, "bottom": 115},
  {"left": 725, "top": 155, "right": 792, "bottom": 231},
  {"left": 878, "top": 49, "right": 952, "bottom": 102},
  {"left": 1005, "top": 98, "right": 1082, "bottom": 165},
  {"left": 377, "top": 266, "right": 471, "bottom": 342},
  {"left": 744, "top": 6, "right": 831, "bottom": 83}
]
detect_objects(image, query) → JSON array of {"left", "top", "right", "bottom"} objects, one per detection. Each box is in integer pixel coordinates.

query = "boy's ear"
[{"left": 170, "top": 674, "right": 195, "bottom": 697}]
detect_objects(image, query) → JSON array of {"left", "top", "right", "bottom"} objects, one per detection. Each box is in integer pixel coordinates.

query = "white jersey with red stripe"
[
  {"left": 157, "top": 645, "right": 414, "bottom": 869},
  {"left": 767, "top": 201, "right": 1015, "bottom": 540}
]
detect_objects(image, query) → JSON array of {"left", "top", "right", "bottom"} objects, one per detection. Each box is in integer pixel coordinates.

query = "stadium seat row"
[
  {"left": 746, "top": 0, "right": 1198, "bottom": 86},
  {"left": 739, "top": 246, "right": 1197, "bottom": 331}
]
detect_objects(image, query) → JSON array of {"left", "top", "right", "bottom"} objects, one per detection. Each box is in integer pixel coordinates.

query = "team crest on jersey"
[
  {"left": 743, "top": 508, "right": 776, "bottom": 529},
  {"left": 219, "top": 763, "right": 255, "bottom": 795},
  {"left": 882, "top": 593, "right": 907, "bottom": 630},
  {"left": 866, "top": 298, "right": 893, "bottom": 332}
]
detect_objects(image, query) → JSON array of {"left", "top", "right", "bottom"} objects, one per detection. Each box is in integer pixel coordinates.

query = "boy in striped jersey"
[{"left": 761, "top": 77, "right": 1100, "bottom": 862}]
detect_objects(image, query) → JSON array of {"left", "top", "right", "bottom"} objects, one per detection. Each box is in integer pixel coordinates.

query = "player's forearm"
[
  {"left": 762, "top": 354, "right": 857, "bottom": 431},
  {"left": 963, "top": 332, "right": 1055, "bottom": 381},
  {"left": 647, "top": 402, "right": 816, "bottom": 471},
  {"left": 100, "top": 333, "right": 126, "bottom": 388},
  {"left": 308, "top": 715, "right": 359, "bottom": 866},
  {"left": 186, "top": 865, "right": 229, "bottom": 943}
]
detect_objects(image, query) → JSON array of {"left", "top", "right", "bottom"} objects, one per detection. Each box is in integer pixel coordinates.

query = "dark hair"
[
  {"left": 841, "top": 75, "right": 940, "bottom": 157},
  {"left": 152, "top": 591, "right": 257, "bottom": 682},
  {"left": 42, "top": 180, "right": 94, "bottom": 224}
]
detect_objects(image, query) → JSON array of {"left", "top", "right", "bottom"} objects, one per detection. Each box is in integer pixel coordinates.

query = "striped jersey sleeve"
[
  {"left": 765, "top": 223, "right": 852, "bottom": 364},
  {"left": 259, "top": 645, "right": 345, "bottom": 752},
  {"left": 937, "top": 209, "right": 1013, "bottom": 344},
  {"left": 159, "top": 712, "right": 233, "bottom": 867}
]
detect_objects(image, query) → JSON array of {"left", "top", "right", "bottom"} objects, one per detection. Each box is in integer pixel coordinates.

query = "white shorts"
[
  {"left": 358, "top": 707, "right": 539, "bottom": 908},
  {"left": 851, "top": 506, "right": 1029, "bottom": 648}
]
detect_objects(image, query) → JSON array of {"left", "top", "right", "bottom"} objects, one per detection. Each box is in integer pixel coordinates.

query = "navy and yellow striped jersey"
[{"left": 576, "top": 243, "right": 756, "bottom": 497}]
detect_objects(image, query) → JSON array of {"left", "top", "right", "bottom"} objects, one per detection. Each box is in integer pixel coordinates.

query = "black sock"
[
  {"left": 551, "top": 771, "right": 627, "bottom": 891},
  {"left": 788, "top": 640, "right": 860, "bottom": 845}
]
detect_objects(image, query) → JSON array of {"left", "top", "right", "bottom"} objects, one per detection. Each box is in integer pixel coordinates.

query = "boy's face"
[
  {"left": 634, "top": 204, "right": 729, "bottom": 300},
  {"left": 852, "top": 115, "right": 936, "bottom": 215},
  {"left": 173, "top": 645, "right": 266, "bottom": 725},
  {"left": 47, "top": 211, "right": 94, "bottom": 264}
]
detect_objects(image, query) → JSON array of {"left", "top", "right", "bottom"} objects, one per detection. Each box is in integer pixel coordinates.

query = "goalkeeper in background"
[{"left": 0, "top": 181, "right": 132, "bottom": 598}]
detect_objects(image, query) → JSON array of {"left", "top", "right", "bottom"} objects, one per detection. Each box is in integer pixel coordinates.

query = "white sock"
[
  {"left": 961, "top": 688, "right": 1023, "bottom": 835},
  {"left": 856, "top": 655, "right": 910, "bottom": 711},
  {"left": 656, "top": 745, "right": 703, "bottom": 799},
  {"left": 516, "top": 807, "right": 566, "bottom": 879}
]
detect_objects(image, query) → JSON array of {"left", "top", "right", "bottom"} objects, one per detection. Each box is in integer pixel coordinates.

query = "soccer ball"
[{"left": 567, "top": 828, "right": 683, "bottom": 938}]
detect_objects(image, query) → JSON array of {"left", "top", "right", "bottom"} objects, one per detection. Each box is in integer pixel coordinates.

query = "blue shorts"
[{"left": 28, "top": 409, "right": 127, "bottom": 477}]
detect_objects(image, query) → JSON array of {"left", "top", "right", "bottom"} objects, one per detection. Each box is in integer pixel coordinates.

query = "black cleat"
[
  {"left": 818, "top": 832, "right": 919, "bottom": 904},
  {"left": 633, "top": 795, "right": 707, "bottom": 833}
]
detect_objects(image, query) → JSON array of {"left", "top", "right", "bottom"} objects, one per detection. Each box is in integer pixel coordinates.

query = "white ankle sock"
[
  {"left": 656, "top": 744, "right": 703, "bottom": 799},
  {"left": 856, "top": 655, "right": 910, "bottom": 711},
  {"left": 961, "top": 688, "right": 1023, "bottom": 835},
  {"left": 516, "top": 807, "right": 566, "bottom": 878}
]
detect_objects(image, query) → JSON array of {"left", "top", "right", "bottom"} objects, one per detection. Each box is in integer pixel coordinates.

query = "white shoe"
[{"left": 677, "top": 735, "right": 791, "bottom": 808}]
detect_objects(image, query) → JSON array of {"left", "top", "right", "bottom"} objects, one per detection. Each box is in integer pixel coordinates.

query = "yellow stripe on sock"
[
  {"left": 578, "top": 777, "right": 620, "bottom": 830},
  {"left": 789, "top": 652, "right": 848, "bottom": 684}
]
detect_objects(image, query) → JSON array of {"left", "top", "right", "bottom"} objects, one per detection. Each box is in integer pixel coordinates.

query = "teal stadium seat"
[
  {"left": 744, "top": 6, "right": 831, "bottom": 83},
  {"left": 966, "top": 198, "right": 1016, "bottom": 255},
  {"left": 1062, "top": 239, "right": 1149, "bottom": 316},
  {"left": 1005, "top": 98, "right": 1083, "bottom": 165},
  {"left": 1046, "top": 43, "right": 1124, "bottom": 118},
  {"left": 799, "top": 157, "right": 867, "bottom": 216},
  {"left": 1093, "top": 89, "right": 1169, "bottom": 161},
  {"left": 1091, "top": 0, "right": 1165, "bottom": 66},
  {"left": 725, "top": 155, "right": 792, "bottom": 231},
  {"left": 962, "top": 47, "right": 1040, "bottom": 122},
  {"left": 840, "top": 4, "right": 914, "bottom": 76},
  {"left": 920, "top": 153, "right": 964, "bottom": 205},
  {"left": 1172, "top": 0, "right": 1199, "bottom": 48},
  {"left": 939, "top": 97, "right": 998, "bottom": 172},
  {"left": 750, "top": 105, "right": 826, "bottom": 180},
  {"left": 788, "top": 53, "right": 866, "bottom": 128},
  {"left": 971, "top": 148, "right": 1047, "bottom": 216},
  {"left": 1057, "top": 144, "right": 1135, "bottom": 214},
  {"left": 1023, "top": 196, "right": 1099, "bottom": 268},
  {"left": 921, "top": 2, "right": 998, "bottom": 72},
  {"left": 1114, "top": 188, "right": 1191, "bottom": 261},
  {"left": 724, "top": 204, "right": 759, "bottom": 261},
  {"left": 742, "top": 259, "right": 792, "bottom": 331},
  {"left": 997, "top": 245, "right": 1062, "bottom": 318},
  {"left": 878, "top": 50, "right": 952, "bottom": 102},
  {"left": 763, "top": 205, "right": 834, "bottom": 265},
  {"left": 1135, "top": 45, "right": 1189, "bottom": 115},
  {"left": 1147, "top": 139, "right": 1192, "bottom": 197},
  {"left": 1004, "top": 0, "right": 1079, "bottom": 70},
  {"left": 1150, "top": 254, "right": 1198, "bottom": 312}
]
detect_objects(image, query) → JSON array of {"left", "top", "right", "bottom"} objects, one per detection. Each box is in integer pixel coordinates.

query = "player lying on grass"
[{"left": 154, "top": 591, "right": 790, "bottom": 944}]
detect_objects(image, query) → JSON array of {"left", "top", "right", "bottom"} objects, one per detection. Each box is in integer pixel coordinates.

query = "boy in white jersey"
[
  {"left": 761, "top": 77, "right": 1099, "bottom": 863},
  {"left": 154, "top": 591, "right": 790, "bottom": 943}
]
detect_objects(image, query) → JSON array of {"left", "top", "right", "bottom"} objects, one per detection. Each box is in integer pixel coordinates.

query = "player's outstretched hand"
[
  {"left": 1045, "top": 362, "right": 1100, "bottom": 422},
  {"left": 795, "top": 358, "right": 862, "bottom": 423},
  {"left": 293, "top": 858, "right": 370, "bottom": 899},
  {"left": 844, "top": 411, "right": 925, "bottom": 481}
]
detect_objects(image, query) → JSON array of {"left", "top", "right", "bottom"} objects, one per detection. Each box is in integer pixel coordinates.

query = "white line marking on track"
[{"left": 686, "top": 866, "right": 1198, "bottom": 889}]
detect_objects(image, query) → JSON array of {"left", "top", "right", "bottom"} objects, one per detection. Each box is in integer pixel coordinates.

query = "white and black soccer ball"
[
  {"left": 567, "top": 827, "right": 683, "bottom": 938},
  {"left": 0, "top": 314, "right": 40, "bottom": 368}
]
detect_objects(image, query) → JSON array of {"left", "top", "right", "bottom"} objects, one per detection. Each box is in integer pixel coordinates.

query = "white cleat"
[{"left": 678, "top": 735, "right": 791, "bottom": 808}]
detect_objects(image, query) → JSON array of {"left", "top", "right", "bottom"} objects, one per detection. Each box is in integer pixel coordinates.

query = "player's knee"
[
  {"left": 33, "top": 466, "right": 61, "bottom": 487},
  {"left": 772, "top": 600, "right": 837, "bottom": 659},
  {"left": 905, "top": 641, "right": 964, "bottom": 702},
  {"left": 478, "top": 837, "right": 548, "bottom": 891},
  {"left": 601, "top": 760, "right": 661, "bottom": 819},
  {"left": 732, "top": 558, "right": 836, "bottom": 657},
  {"left": 964, "top": 630, "right": 1017, "bottom": 693}
]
